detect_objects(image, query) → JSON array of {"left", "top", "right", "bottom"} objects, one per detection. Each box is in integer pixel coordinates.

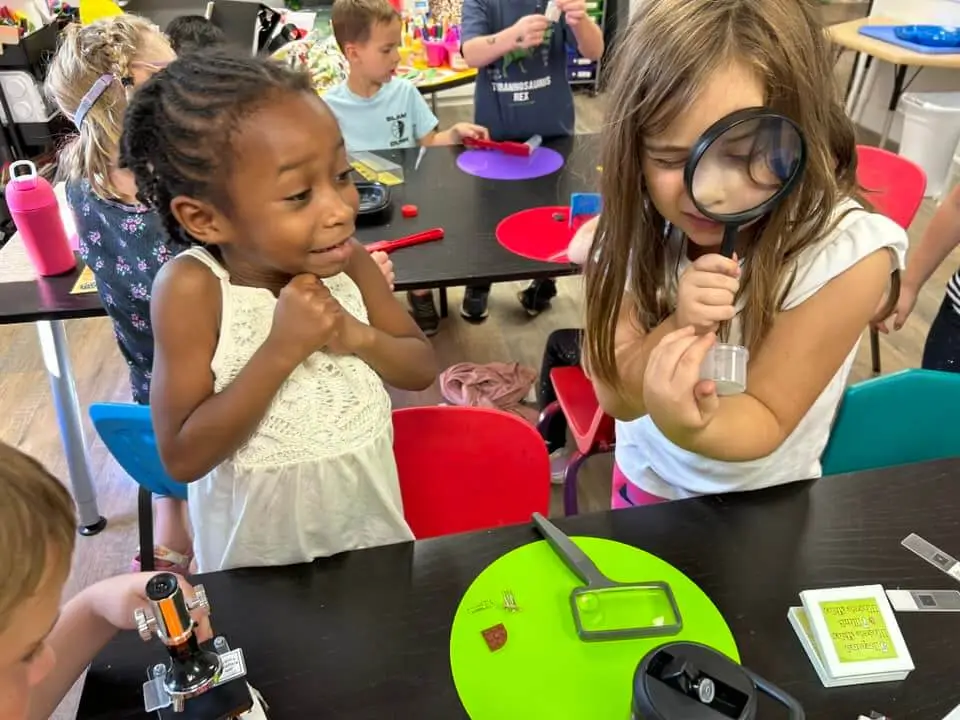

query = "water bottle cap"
[{"left": 9, "top": 160, "right": 39, "bottom": 190}]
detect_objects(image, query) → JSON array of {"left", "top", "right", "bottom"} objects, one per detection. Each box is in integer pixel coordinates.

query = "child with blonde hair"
[
  {"left": 583, "top": 0, "right": 908, "bottom": 506},
  {"left": 45, "top": 16, "right": 192, "bottom": 573},
  {"left": 0, "top": 440, "right": 208, "bottom": 720}
]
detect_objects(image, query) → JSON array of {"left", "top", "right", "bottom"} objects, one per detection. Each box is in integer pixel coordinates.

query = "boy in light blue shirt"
[
  {"left": 324, "top": 69, "right": 441, "bottom": 151},
  {"left": 327, "top": 0, "right": 488, "bottom": 333}
]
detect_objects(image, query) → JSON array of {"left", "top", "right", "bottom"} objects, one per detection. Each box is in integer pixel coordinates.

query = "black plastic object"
[
  {"left": 684, "top": 107, "right": 806, "bottom": 258},
  {"left": 356, "top": 181, "right": 393, "bottom": 226},
  {"left": 157, "top": 640, "right": 255, "bottom": 720},
  {"left": 632, "top": 642, "right": 805, "bottom": 720}
]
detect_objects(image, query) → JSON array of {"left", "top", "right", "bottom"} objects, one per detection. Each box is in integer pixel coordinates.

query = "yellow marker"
[
  {"left": 79, "top": 0, "right": 124, "bottom": 25},
  {"left": 377, "top": 172, "right": 403, "bottom": 186}
]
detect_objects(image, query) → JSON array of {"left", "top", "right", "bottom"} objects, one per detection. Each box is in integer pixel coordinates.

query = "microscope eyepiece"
[{"left": 146, "top": 573, "right": 179, "bottom": 601}]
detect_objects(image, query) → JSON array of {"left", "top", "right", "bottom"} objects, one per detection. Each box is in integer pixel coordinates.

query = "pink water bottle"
[{"left": 6, "top": 160, "right": 77, "bottom": 277}]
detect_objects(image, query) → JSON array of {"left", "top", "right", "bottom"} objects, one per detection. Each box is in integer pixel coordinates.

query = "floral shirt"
[{"left": 66, "top": 181, "right": 190, "bottom": 404}]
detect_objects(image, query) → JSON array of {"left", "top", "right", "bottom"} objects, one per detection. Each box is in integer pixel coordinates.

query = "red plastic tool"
[
  {"left": 365, "top": 227, "right": 444, "bottom": 254},
  {"left": 463, "top": 134, "right": 542, "bottom": 157}
]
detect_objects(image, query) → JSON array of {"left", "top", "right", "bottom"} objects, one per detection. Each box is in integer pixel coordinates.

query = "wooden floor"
[{"left": 6, "top": 86, "right": 959, "bottom": 717}]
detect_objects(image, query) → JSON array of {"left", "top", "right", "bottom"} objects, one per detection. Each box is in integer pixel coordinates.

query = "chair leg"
[
  {"left": 138, "top": 486, "right": 156, "bottom": 573},
  {"left": 870, "top": 326, "right": 882, "bottom": 376},
  {"left": 536, "top": 401, "right": 561, "bottom": 439},
  {"left": 438, "top": 287, "right": 448, "bottom": 318},
  {"left": 562, "top": 451, "right": 589, "bottom": 517}
]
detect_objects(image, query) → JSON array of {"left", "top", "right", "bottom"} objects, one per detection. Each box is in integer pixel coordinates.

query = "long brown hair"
[{"left": 584, "top": 0, "right": 860, "bottom": 388}]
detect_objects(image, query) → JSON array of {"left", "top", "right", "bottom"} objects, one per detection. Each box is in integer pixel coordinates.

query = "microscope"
[{"left": 134, "top": 573, "right": 267, "bottom": 719}]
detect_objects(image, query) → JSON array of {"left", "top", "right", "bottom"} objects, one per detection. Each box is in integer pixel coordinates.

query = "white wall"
[{"left": 856, "top": 0, "right": 960, "bottom": 140}]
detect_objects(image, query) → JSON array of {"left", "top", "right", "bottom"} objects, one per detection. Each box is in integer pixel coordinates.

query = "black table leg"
[{"left": 438, "top": 287, "right": 448, "bottom": 318}]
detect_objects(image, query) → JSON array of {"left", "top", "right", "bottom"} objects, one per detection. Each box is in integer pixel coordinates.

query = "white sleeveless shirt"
[
  {"left": 615, "top": 200, "right": 909, "bottom": 499},
  {"left": 181, "top": 248, "right": 413, "bottom": 572}
]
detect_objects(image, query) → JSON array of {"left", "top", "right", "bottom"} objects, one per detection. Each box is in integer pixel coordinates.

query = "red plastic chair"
[
  {"left": 537, "top": 366, "right": 615, "bottom": 517},
  {"left": 855, "top": 145, "right": 926, "bottom": 375},
  {"left": 392, "top": 406, "right": 550, "bottom": 539}
]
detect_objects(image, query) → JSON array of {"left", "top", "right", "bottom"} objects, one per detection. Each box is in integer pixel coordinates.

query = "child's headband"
[{"left": 73, "top": 73, "right": 115, "bottom": 129}]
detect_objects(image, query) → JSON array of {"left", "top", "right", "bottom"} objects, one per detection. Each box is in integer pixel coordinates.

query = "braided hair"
[
  {"left": 118, "top": 49, "right": 314, "bottom": 243},
  {"left": 45, "top": 15, "right": 162, "bottom": 200}
]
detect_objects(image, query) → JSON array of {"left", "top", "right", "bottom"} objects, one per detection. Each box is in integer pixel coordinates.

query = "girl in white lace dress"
[{"left": 118, "top": 51, "right": 437, "bottom": 572}]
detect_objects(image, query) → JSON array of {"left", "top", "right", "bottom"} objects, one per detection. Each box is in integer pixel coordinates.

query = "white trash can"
[{"left": 898, "top": 92, "right": 960, "bottom": 198}]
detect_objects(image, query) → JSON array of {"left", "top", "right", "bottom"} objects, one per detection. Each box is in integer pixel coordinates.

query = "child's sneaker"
[
  {"left": 408, "top": 291, "right": 440, "bottom": 336},
  {"left": 518, "top": 278, "right": 558, "bottom": 317},
  {"left": 131, "top": 545, "right": 193, "bottom": 575},
  {"left": 550, "top": 447, "right": 571, "bottom": 485}
]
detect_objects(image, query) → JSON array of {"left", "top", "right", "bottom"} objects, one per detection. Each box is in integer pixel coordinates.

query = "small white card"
[{"left": 545, "top": 1, "right": 562, "bottom": 22}]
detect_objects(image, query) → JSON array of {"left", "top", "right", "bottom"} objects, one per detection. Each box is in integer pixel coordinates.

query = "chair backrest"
[
  {"left": 88, "top": 403, "right": 187, "bottom": 500},
  {"left": 392, "top": 406, "right": 550, "bottom": 539},
  {"left": 821, "top": 369, "right": 960, "bottom": 476},
  {"left": 855, "top": 145, "right": 927, "bottom": 229},
  {"left": 549, "top": 366, "right": 615, "bottom": 454}
]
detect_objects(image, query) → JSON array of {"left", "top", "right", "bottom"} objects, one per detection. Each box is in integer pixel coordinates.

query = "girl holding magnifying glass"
[{"left": 583, "top": 0, "right": 908, "bottom": 507}]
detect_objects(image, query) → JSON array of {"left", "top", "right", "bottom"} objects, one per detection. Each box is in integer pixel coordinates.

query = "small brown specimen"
[
  {"left": 481, "top": 623, "right": 508, "bottom": 652},
  {"left": 552, "top": 212, "right": 565, "bottom": 222}
]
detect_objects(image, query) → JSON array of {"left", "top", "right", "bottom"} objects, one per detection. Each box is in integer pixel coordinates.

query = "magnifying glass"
[{"left": 683, "top": 108, "right": 807, "bottom": 394}]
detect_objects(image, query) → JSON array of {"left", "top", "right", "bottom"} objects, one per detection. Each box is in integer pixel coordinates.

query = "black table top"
[
  {"left": 77, "top": 459, "right": 960, "bottom": 719},
  {"left": 0, "top": 136, "right": 596, "bottom": 326}
]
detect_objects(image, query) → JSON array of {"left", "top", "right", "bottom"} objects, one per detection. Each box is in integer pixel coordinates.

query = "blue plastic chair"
[
  {"left": 88, "top": 403, "right": 186, "bottom": 571},
  {"left": 821, "top": 369, "right": 960, "bottom": 476}
]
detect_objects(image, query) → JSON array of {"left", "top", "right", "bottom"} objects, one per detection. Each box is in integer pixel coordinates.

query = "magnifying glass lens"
[{"left": 690, "top": 116, "right": 803, "bottom": 220}]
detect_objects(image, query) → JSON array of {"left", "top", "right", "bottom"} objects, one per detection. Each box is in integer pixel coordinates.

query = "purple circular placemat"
[{"left": 457, "top": 147, "right": 565, "bottom": 181}]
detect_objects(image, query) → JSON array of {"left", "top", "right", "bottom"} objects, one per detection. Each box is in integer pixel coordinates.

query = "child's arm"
[
  {"left": 28, "top": 573, "right": 210, "bottom": 720},
  {"left": 558, "top": 0, "right": 604, "bottom": 61},
  {"left": 422, "top": 122, "right": 490, "bottom": 146},
  {"left": 460, "top": 0, "right": 549, "bottom": 68},
  {"left": 642, "top": 249, "right": 891, "bottom": 461},
  {"left": 150, "top": 259, "right": 335, "bottom": 481},
  {"left": 881, "top": 183, "right": 960, "bottom": 331},
  {"left": 337, "top": 241, "right": 437, "bottom": 390},
  {"left": 585, "top": 295, "right": 679, "bottom": 420},
  {"left": 587, "top": 254, "right": 739, "bottom": 420}
]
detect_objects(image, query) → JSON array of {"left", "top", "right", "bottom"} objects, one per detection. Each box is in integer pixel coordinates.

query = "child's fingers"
[
  {"left": 693, "top": 287, "right": 737, "bottom": 307},
  {"left": 651, "top": 328, "right": 701, "bottom": 381},
  {"left": 692, "top": 253, "right": 740, "bottom": 277}
]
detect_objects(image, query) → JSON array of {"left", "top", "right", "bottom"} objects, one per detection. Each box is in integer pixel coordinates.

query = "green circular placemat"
[{"left": 449, "top": 537, "right": 738, "bottom": 719}]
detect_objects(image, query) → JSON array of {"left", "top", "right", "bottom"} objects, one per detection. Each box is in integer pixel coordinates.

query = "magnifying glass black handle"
[{"left": 720, "top": 225, "right": 738, "bottom": 259}]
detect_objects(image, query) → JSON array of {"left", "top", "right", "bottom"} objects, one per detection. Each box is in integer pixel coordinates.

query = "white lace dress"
[{"left": 180, "top": 247, "right": 414, "bottom": 572}]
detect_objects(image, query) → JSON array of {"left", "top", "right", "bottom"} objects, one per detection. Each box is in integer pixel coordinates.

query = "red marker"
[{"left": 365, "top": 227, "right": 444, "bottom": 254}]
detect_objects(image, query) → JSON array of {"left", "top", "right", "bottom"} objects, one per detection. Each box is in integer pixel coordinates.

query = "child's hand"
[
  {"left": 270, "top": 274, "right": 343, "bottom": 363},
  {"left": 325, "top": 312, "right": 374, "bottom": 356},
  {"left": 643, "top": 326, "right": 719, "bottom": 437},
  {"left": 509, "top": 14, "right": 550, "bottom": 48},
  {"left": 85, "top": 572, "right": 213, "bottom": 640},
  {"left": 451, "top": 122, "right": 490, "bottom": 144},
  {"left": 676, "top": 254, "right": 740, "bottom": 334},
  {"left": 371, "top": 250, "right": 395, "bottom": 290},
  {"left": 556, "top": 0, "right": 588, "bottom": 25},
  {"left": 875, "top": 282, "right": 917, "bottom": 333}
]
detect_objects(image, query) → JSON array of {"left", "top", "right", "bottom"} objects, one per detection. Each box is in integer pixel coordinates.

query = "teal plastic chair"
[
  {"left": 821, "top": 369, "right": 960, "bottom": 475},
  {"left": 88, "top": 403, "right": 187, "bottom": 571}
]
